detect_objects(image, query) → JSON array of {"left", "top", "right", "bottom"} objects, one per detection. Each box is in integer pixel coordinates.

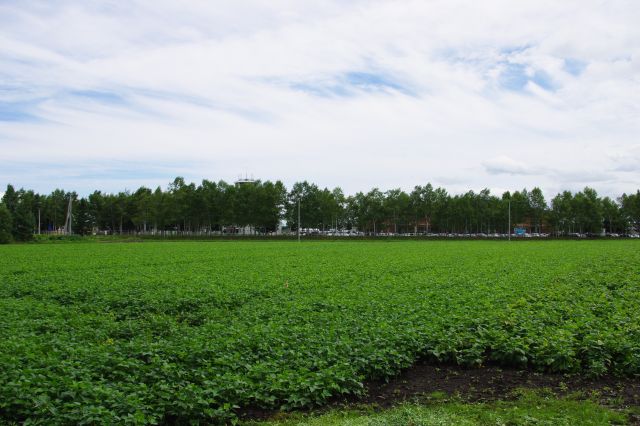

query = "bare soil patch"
[
  {"left": 239, "top": 362, "right": 640, "bottom": 422},
  {"left": 358, "top": 362, "right": 640, "bottom": 407}
]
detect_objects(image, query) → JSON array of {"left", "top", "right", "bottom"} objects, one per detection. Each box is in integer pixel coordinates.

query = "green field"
[{"left": 1, "top": 241, "right": 639, "bottom": 424}]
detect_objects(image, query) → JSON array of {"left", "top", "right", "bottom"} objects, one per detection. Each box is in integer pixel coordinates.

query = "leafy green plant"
[{"left": 0, "top": 241, "right": 638, "bottom": 423}]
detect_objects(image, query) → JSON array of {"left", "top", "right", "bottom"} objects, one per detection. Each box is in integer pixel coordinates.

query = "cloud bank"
[{"left": 1, "top": 0, "right": 639, "bottom": 197}]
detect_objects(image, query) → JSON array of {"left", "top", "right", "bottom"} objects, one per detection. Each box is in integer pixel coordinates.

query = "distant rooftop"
[{"left": 235, "top": 174, "right": 257, "bottom": 186}]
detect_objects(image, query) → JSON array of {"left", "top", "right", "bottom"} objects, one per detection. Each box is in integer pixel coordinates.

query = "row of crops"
[{"left": 1, "top": 241, "right": 639, "bottom": 423}]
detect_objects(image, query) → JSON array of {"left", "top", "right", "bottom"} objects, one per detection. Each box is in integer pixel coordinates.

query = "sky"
[{"left": 1, "top": 0, "right": 639, "bottom": 198}]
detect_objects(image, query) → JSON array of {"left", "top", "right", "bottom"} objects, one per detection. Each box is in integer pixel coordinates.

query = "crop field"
[{"left": 1, "top": 241, "right": 639, "bottom": 424}]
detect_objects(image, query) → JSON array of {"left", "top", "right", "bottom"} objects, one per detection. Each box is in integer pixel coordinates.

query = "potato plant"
[{"left": 0, "top": 241, "right": 639, "bottom": 423}]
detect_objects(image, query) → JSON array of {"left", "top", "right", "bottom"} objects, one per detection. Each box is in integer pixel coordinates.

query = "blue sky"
[
  {"left": 289, "top": 72, "right": 412, "bottom": 97},
  {"left": 0, "top": 0, "right": 639, "bottom": 197}
]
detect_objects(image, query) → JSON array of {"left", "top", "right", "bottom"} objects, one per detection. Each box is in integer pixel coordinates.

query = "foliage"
[
  {"left": 1, "top": 241, "right": 639, "bottom": 423},
  {"left": 2, "top": 179, "right": 640, "bottom": 240},
  {"left": 0, "top": 203, "right": 13, "bottom": 243},
  {"left": 621, "top": 190, "right": 640, "bottom": 232},
  {"left": 2, "top": 185, "right": 36, "bottom": 242}
]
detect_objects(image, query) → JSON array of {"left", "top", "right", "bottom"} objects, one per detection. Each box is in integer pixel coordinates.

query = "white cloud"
[
  {"left": 609, "top": 145, "right": 640, "bottom": 172},
  {"left": 0, "top": 0, "right": 639, "bottom": 197},
  {"left": 483, "top": 156, "right": 539, "bottom": 175}
]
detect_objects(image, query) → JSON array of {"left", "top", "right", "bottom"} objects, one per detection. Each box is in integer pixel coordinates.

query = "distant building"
[
  {"left": 235, "top": 174, "right": 257, "bottom": 187},
  {"left": 233, "top": 174, "right": 257, "bottom": 235}
]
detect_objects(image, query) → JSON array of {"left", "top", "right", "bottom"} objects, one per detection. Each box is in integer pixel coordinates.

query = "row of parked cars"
[
  {"left": 567, "top": 232, "right": 640, "bottom": 238},
  {"left": 300, "top": 228, "right": 365, "bottom": 236},
  {"left": 386, "top": 232, "right": 551, "bottom": 238},
  {"left": 298, "top": 229, "right": 640, "bottom": 238}
]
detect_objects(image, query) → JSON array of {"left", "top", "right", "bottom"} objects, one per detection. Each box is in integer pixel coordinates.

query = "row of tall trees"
[
  {"left": 1, "top": 178, "right": 640, "bottom": 242},
  {"left": 287, "top": 184, "right": 640, "bottom": 235}
]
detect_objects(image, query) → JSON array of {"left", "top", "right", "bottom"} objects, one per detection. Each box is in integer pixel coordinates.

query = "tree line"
[{"left": 1, "top": 177, "right": 639, "bottom": 242}]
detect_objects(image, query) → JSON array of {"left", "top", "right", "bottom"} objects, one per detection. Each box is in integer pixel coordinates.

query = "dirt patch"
[
  {"left": 238, "top": 362, "right": 640, "bottom": 422},
  {"left": 356, "top": 362, "right": 640, "bottom": 408}
]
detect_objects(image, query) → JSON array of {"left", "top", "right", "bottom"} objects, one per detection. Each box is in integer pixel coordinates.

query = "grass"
[{"left": 248, "top": 390, "right": 629, "bottom": 425}]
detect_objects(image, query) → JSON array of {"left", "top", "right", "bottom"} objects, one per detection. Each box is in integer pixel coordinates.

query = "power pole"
[
  {"left": 38, "top": 207, "right": 41, "bottom": 235},
  {"left": 64, "top": 195, "right": 73, "bottom": 235},
  {"left": 297, "top": 197, "right": 301, "bottom": 242},
  {"left": 508, "top": 199, "right": 511, "bottom": 242}
]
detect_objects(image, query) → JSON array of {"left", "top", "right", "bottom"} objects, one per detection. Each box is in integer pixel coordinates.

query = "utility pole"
[
  {"left": 38, "top": 207, "right": 41, "bottom": 235},
  {"left": 297, "top": 197, "right": 301, "bottom": 243},
  {"left": 508, "top": 199, "right": 511, "bottom": 242},
  {"left": 64, "top": 195, "right": 73, "bottom": 235}
]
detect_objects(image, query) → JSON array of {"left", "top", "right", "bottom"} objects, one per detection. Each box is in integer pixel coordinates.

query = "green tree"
[
  {"left": 509, "top": 189, "right": 531, "bottom": 229},
  {"left": 3, "top": 186, "right": 36, "bottom": 241},
  {"left": 573, "top": 187, "right": 603, "bottom": 234},
  {"left": 132, "top": 187, "right": 153, "bottom": 232},
  {"left": 384, "top": 188, "right": 411, "bottom": 234},
  {"left": 0, "top": 203, "right": 12, "bottom": 243},
  {"left": 2, "top": 184, "right": 18, "bottom": 214},
  {"left": 410, "top": 184, "right": 439, "bottom": 233},
  {"left": 550, "top": 191, "right": 574, "bottom": 235},
  {"left": 200, "top": 180, "right": 225, "bottom": 232},
  {"left": 13, "top": 199, "right": 35, "bottom": 241},
  {"left": 88, "top": 191, "right": 106, "bottom": 231},
  {"left": 286, "top": 181, "right": 323, "bottom": 230},
  {"left": 149, "top": 187, "right": 169, "bottom": 232},
  {"left": 254, "top": 181, "right": 287, "bottom": 232},
  {"left": 528, "top": 187, "right": 547, "bottom": 233},
  {"left": 621, "top": 190, "right": 640, "bottom": 233},
  {"left": 168, "top": 177, "right": 197, "bottom": 231},
  {"left": 601, "top": 197, "right": 624, "bottom": 234},
  {"left": 360, "top": 188, "right": 385, "bottom": 234},
  {"left": 74, "top": 199, "right": 95, "bottom": 235},
  {"left": 326, "top": 187, "right": 346, "bottom": 230},
  {"left": 44, "top": 189, "right": 69, "bottom": 231}
]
